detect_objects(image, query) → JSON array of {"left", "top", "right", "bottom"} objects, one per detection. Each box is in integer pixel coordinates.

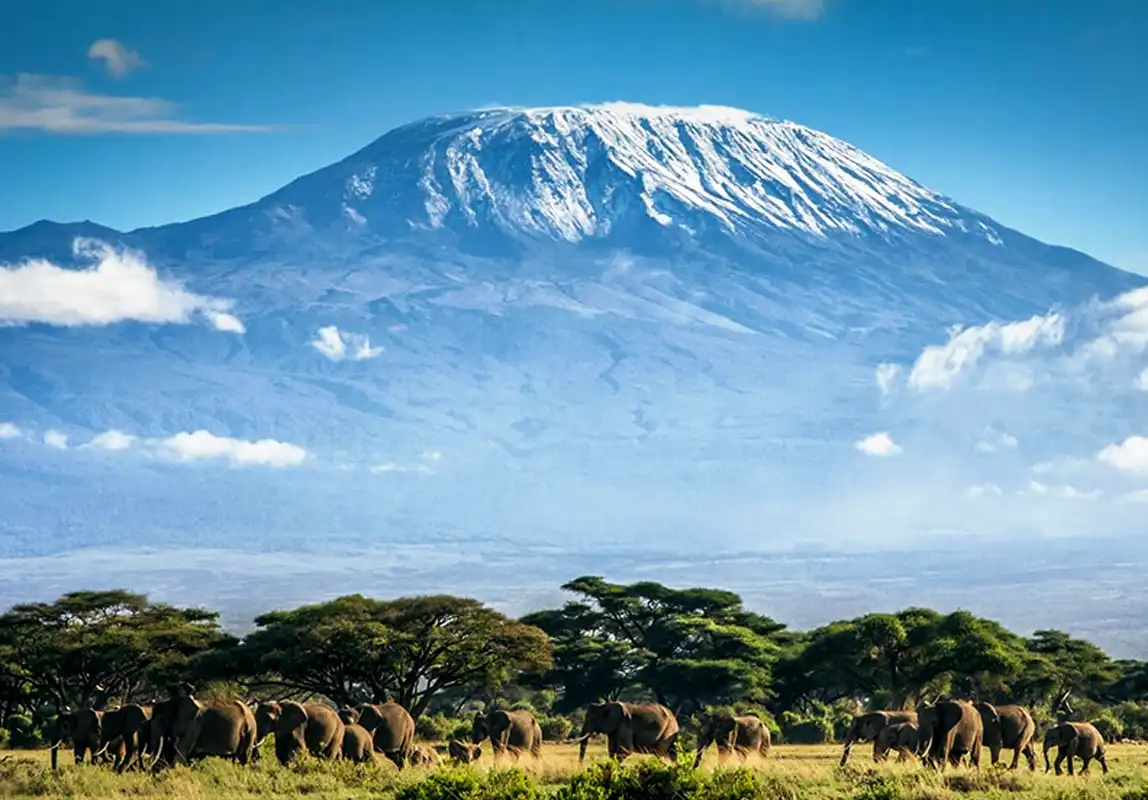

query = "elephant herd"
[
  {"left": 839, "top": 699, "right": 1109, "bottom": 776},
  {"left": 49, "top": 687, "right": 551, "bottom": 774},
  {"left": 44, "top": 690, "right": 1112, "bottom": 779}
]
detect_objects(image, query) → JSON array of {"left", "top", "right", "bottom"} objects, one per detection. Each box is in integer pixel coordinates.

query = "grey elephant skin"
[
  {"left": 873, "top": 721, "right": 920, "bottom": 763},
  {"left": 272, "top": 700, "right": 345, "bottom": 764},
  {"left": 577, "top": 701, "right": 679, "bottom": 763},
  {"left": 149, "top": 693, "right": 257, "bottom": 768},
  {"left": 408, "top": 744, "right": 440, "bottom": 766},
  {"left": 1043, "top": 721, "right": 1108, "bottom": 775},
  {"left": 100, "top": 704, "right": 153, "bottom": 773},
  {"left": 50, "top": 708, "right": 105, "bottom": 770},
  {"left": 472, "top": 709, "right": 543, "bottom": 762},
  {"left": 693, "top": 713, "right": 771, "bottom": 767},
  {"left": 975, "top": 702, "right": 1036, "bottom": 770},
  {"left": 917, "top": 700, "right": 986, "bottom": 771},
  {"left": 342, "top": 723, "right": 375, "bottom": 763},
  {"left": 448, "top": 739, "right": 482, "bottom": 763},
  {"left": 839, "top": 710, "right": 917, "bottom": 766},
  {"left": 354, "top": 702, "right": 416, "bottom": 769}
]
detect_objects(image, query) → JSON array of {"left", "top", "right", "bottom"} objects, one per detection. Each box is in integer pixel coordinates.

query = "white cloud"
[
  {"left": 0, "top": 73, "right": 273, "bottom": 134},
  {"left": 907, "top": 313, "right": 1065, "bottom": 390},
  {"left": 713, "top": 0, "right": 825, "bottom": 19},
  {"left": 84, "top": 429, "right": 136, "bottom": 451},
  {"left": 855, "top": 432, "right": 901, "bottom": 457},
  {"left": 965, "top": 483, "right": 1002, "bottom": 499},
  {"left": 875, "top": 363, "right": 900, "bottom": 395},
  {"left": 370, "top": 463, "right": 432, "bottom": 475},
  {"left": 310, "top": 325, "right": 384, "bottom": 361},
  {"left": 1023, "top": 479, "right": 1102, "bottom": 500},
  {"left": 1135, "top": 368, "right": 1148, "bottom": 391},
  {"left": 203, "top": 310, "right": 246, "bottom": 334},
  {"left": 1097, "top": 436, "right": 1148, "bottom": 475},
  {"left": 157, "top": 430, "right": 307, "bottom": 468},
  {"left": 975, "top": 426, "right": 1018, "bottom": 454},
  {"left": 43, "top": 430, "right": 68, "bottom": 450},
  {"left": 87, "top": 39, "right": 144, "bottom": 78},
  {"left": 0, "top": 422, "right": 21, "bottom": 440},
  {"left": 0, "top": 238, "right": 244, "bottom": 331}
]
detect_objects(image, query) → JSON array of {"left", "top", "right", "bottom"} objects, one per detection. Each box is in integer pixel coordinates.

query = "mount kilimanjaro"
[{"left": 1, "top": 103, "right": 1145, "bottom": 650}]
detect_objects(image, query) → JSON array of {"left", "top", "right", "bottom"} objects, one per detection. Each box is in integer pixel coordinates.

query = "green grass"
[{"left": 3, "top": 743, "right": 1147, "bottom": 799}]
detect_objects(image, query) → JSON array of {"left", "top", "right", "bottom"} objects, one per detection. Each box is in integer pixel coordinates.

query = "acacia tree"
[
  {"left": 215, "top": 594, "right": 551, "bottom": 716},
  {"left": 522, "top": 576, "right": 789, "bottom": 713},
  {"left": 777, "top": 608, "right": 1030, "bottom": 710},
  {"left": 0, "top": 590, "right": 230, "bottom": 709}
]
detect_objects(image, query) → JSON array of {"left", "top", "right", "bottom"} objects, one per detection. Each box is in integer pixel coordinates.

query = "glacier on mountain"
[{"left": 1, "top": 103, "right": 1147, "bottom": 650}]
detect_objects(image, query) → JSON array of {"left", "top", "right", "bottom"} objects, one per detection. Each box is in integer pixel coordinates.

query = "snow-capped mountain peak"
[{"left": 175, "top": 102, "right": 993, "bottom": 254}]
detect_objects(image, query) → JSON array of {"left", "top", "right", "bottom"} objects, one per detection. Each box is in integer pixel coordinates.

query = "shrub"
[
  {"left": 540, "top": 715, "right": 573, "bottom": 741},
  {"left": 4, "top": 714, "right": 40, "bottom": 749},
  {"left": 416, "top": 714, "right": 473, "bottom": 742},
  {"left": 395, "top": 767, "right": 540, "bottom": 800},
  {"left": 1091, "top": 708, "right": 1125, "bottom": 742}
]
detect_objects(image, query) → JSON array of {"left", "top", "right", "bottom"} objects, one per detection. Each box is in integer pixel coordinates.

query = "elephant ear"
[{"left": 608, "top": 702, "right": 632, "bottom": 727}]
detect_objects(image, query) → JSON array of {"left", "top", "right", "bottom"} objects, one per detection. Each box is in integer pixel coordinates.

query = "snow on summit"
[{"left": 238, "top": 102, "right": 988, "bottom": 248}]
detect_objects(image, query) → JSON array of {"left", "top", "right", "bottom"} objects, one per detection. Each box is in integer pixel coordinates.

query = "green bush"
[
  {"left": 395, "top": 767, "right": 539, "bottom": 800},
  {"left": 540, "top": 715, "right": 573, "bottom": 741},
  {"left": 779, "top": 710, "right": 834, "bottom": 744},
  {"left": 1117, "top": 702, "right": 1148, "bottom": 740},
  {"left": 415, "top": 713, "right": 472, "bottom": 742},
  {"left": 4, "top": 714, "right": 40, "bottom": 749},
  {"left": 1091, "top": 707, "right": 1125, "bottom": 742},
  {"left": 0, "top": 727, "right": 9, "bottom": 750},
  {"left": 552, "top": 757, "right": 772, "bottom": 800}
]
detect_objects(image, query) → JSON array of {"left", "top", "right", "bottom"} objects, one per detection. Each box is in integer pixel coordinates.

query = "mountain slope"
[{"left": 0, "top": 103, "right": 1145, "bottom": 648}]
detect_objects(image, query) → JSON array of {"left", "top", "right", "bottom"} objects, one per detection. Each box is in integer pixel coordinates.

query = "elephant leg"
[
  {"left": 1080, "top": 755, "right": 1091, "bottom": 775},
  {"left": 1098, "top": 753, "right": 1109, "bottom": 774},
  {"left": 1067, "top": 741, "right": 1079, "bottom": 776},
  {"left": 1023, "top": 744, "right": 1036, "bottom": 772}
]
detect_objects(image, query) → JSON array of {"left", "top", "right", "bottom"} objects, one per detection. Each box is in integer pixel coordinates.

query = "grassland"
[{"left": 3, "top": 742, "right": 1148, "bottom": 800}]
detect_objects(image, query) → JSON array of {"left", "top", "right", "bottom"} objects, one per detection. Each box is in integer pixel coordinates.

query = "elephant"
[
  {"left": 408, "top": 744, "right": 440, "bottom": 767},
  {"left": 693, "top": 713, "right": 771, "bottom": 768},
  {"left": 471, "top": 709, "right": 543, "bottom": 762},
  {"left": 149, "top": 691, "right": 257, "bottom": 769},
  {"left": 873, "top": 721, "right": 919, "bottom": 763},
  {"left": 338, "top": 706, "right": 360, "bottom": 725},
  {"left": 100, "top": 704, "right": 153, "bottom": 773},
  {"left": 354, "top": 702, "right": 416, "bottom": 769},
  {"left": 274, "top": 700, "right": 345, "bottom": 765},
  {"left": 839, "top": 710, "right": 918, "bottom": 765},
  {"left": 448, "top": 739, "right": 482, "bottom": 763},
  {"left": 975, "top": 702, "right": 1036, "bottom": 771},
  {"left": 1043, "top": 721, "right": 1108, "bottom": 775},
  {"left": 251, "top": 700, "right": 282, "bottom": 762},
  {"left": 342, "top": 723, "right": 376, "bottom": 763},
  {"left": 917, "top": 700, "right": 986, "bottom": 771},
  {"left": 49, "top": 708, "right": 105, "bottom": 769},
  {"left": 577, "top": 701, "right": 679, "bottom": 764}
]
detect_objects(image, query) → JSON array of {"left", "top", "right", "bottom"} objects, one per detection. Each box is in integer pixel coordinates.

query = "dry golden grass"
[{"left": 2, "top": 741, "right": 1147, "bottom": 799}]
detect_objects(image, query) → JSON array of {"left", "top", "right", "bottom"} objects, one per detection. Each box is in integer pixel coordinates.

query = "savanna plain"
[{"left": 4, "top": 742, "right": 1148, "bottom": 800}]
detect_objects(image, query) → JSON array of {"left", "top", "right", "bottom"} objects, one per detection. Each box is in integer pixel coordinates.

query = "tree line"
[{"left": 2, "top": 576, "right": 1147, "bottom": 750}]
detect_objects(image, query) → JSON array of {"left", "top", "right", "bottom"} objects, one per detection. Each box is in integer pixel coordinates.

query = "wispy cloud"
[
  {"left": 965, "top": 483, "right": 1003, "bottom": 499},
  {"left": 43, "top": 430, "right": 68, "bottom": 450},
  {"left": 157, "top": 430, "right": 307, "bottom": 468},
  {"left": 370, "top": 449, "right": 442, "bottom": 475},
  {"left": 0, "top": 238, "right": 243, "bottom": 332},
  {"left": 855, "top": 432, "right": 901, "bottom": 457},
  {"left": 0, "top": 73, "right": 273, "bottom": 134},
  {"left": 975, "top": 426, "right": 1018, "bottom": 454},
  {"left": 83, "top": 429, "right": 136, "bottom": 451},
  {"left": 705, "top": 0, "right": 825, "bottom": 20},
  {"left": 0, "top": 422, "right": 21, "bottom": 440},
  {"left": 310, "top": 325, "right": 384, "bottom": 361},
  {"left": 906, "top": 313, "right": 1065, "bottom": 391},
  {"left": 87, "top": 39, "right": 144, "bottom": 79}
]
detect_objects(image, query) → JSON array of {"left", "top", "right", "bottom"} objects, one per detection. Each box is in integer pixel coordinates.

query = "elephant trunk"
[{"left": 50, "top": 742, "right": 61, "bottom": 772}]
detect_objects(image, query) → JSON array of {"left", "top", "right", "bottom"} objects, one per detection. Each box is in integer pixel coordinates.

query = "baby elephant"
[
  {"left": 408, "top": 745, "right": 440, "bottom": 767},
  {"left": 448, "top": 739, "right": 482, "bottom": 764},
  {"left": 874, "top": 721, "right": 920, "bottom": 763},
  {"left": 1044, "top": 722, "right": 1108, "bottom": 775}
]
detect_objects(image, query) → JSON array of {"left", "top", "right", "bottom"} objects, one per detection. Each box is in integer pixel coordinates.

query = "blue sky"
[{"left": 1, "top": 0, "right": 1145, "bottom": 272}]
